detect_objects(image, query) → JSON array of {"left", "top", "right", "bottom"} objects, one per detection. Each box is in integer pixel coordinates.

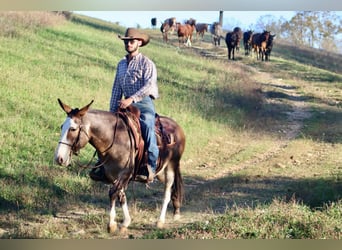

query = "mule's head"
[{"left": 54, "top": 99, "right": 93, "bottom": 166}]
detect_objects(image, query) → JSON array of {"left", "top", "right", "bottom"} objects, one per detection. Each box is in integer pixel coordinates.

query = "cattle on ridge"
[
  {"left": 251, "top": 30, "right": 271, "bottom": 61},
  {"left": 160, "top": 17, "right": 177, "bottom": 43},
  {"left": 210, "top": 22, "right": 223, "bottom": 46},
  {"left": 243, "top": 30, "right": 253, "bottom": 56},
  {"left": 233, "top": 27, "right": 243, "bottom": 52},
  {"left": 151, "top": 17, "right": 157, "bottom": 29},
  {"left": 225, "top": 27, "right": 242, "bottom": 60},
  {"left": 176, "top": 19, "right": 196, "bottom": 47},
  {"left": 265, "top": 34, "right": 276, "bottom": 61},
  {"left": 195, "top": 23, "right": 208, "bottom": 40}
]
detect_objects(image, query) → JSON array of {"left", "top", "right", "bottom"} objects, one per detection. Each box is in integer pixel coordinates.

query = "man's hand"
[{"left": 119, "top": 97, "right": 134, "bottom": 109}]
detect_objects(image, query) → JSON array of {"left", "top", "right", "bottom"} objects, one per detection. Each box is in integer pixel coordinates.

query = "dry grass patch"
[{"left": 0, "top": 12, "right": 66, "bottom": 37}]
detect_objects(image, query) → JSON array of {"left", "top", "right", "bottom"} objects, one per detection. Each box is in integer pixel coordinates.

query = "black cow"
[
  {"left": 225, "top": 31, "right": 239, "bottom": 60},
  {"left": 265, "top": 34, "right": 276, "bottom": 61},
  {"left": 233, "top": 27, "right": 243, "bottom": 52},
  {"left": 243, "top": 30, "right": 253, "bottom": 56}
]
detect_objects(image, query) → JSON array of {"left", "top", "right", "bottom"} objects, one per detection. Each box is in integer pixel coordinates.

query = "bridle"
[
  {"left": 58, "top": 123, "right": 89, "bottom": 156},
  {"left": 58, "top": 116, "right": 120, "bottom": 170}
]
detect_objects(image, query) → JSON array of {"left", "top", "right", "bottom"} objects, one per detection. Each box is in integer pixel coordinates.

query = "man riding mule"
[
  {"left": 91, "top": 28, "right": 159, "bottom": 183},
  {"left": 54, "top": 28, "right": 186, "bottom": 233}
]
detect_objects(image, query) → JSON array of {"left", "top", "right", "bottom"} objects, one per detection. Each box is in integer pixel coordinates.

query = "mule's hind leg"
[
  {"left": 157, "top": 168, "right": 174, "bottom": 228},
  {"left": 171, "top": 162, "right": 183, "bottom": 221}
]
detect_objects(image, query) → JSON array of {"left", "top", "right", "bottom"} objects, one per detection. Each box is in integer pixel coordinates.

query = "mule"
[{"left": 54, "top": 99, "right": 186, "bottom": 234}]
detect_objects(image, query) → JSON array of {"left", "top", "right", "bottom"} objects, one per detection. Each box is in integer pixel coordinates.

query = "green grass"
[
  {"left": 0, "top": 12, "right": 341, "bottom": 239},
  {"left": 141, "top": 199, "right": 341, "bottom": 239},
  {"left": 0, "top": 11, "right": 260, "bottom": 215}
]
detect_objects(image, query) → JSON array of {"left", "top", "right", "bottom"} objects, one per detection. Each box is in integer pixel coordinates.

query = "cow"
[
  {"left": 258, "top": 30, "right": 271, "bottom": 61},
  {"left": 265, "top": 34, "right": 276, "bottom": 61},
  {"left": 243, "top": 30, "right": 253, "bottom": 56},
  {"left": 210, "top": 22, "right": 223, "bottom": 46},
  {"left": 225, "top": 28, "right": 242, "bottom": 60},
  {"left": 251, "top": 30, "right": 270, "bottom": 61},
  {"left": 233, "top": 27, "right": 243, "bottom": 52},
  {"left": 151, "top": 17, "right": 157, "bottom": 29},
  {"left": 195, "top": 23, "right": 208, "bottom": 40},
  {"left": 160, "top": 17, "right": 177, "bottom": 43},
  {"left": 176, "top": 21, "right": 196, "bottom": 47}
]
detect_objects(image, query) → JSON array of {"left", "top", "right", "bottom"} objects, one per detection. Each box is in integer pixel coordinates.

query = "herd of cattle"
[{"left": 157, "top": 17, "right": 276, "bottom": 61}]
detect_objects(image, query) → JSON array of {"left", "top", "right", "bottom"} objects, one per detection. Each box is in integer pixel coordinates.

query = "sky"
[{"left": 75, "top": 11, "right": 296, "bottom": 30}]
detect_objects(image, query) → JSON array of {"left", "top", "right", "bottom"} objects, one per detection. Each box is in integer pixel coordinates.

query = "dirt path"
[{"left": 183, "top": 42, "right": 313, "bottom": 179}]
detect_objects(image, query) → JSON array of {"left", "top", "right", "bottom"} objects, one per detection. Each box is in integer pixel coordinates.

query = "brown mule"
[{"left": 54, "top": 99, "right": 186, "bottom": 233}]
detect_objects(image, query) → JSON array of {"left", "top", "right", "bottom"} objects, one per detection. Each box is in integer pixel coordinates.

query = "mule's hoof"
[
  {"left": 174, "top": 213, "right": 181, "bottom": 221},
  {"left": 107, "top": 222, "right": 117, "bottom": 234},
  {"left": 119, "top": 226, "right": 128, "bottom": 235},
  {"left": 156, "top": 220, "right": 164, "bottom": 229}
]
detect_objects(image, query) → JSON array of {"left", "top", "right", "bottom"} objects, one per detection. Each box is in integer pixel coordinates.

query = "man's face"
[{"left": 124, "top": 39, "right": 141, "bottom": 53}]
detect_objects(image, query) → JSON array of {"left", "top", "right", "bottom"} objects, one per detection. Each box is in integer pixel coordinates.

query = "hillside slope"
[{"left": 0, "top": 13, "right": 341, "bottom": 239}]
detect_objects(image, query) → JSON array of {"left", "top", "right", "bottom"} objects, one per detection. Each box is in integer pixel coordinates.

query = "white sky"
[{"left": 75, "top": 11, "right": 296, "bottom": 30}]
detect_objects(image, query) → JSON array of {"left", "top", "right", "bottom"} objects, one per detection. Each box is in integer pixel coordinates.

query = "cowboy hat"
[{"left": 118, "top": 28, "right": 150, "bottom": 47}]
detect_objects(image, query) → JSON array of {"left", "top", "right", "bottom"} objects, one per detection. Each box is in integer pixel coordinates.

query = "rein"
[{"left": 78, "top": 122, "right": 117, "bottom": 170}]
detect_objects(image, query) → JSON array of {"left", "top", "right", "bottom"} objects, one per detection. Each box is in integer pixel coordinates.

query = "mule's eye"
[{"left": 69, "top": 127, "right": 77, "bottom": 132}]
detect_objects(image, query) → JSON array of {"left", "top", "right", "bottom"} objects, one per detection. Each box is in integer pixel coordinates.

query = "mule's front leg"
[
  {"left": 118, "top": 188, "right": 131, "bottom": 234},
  {"left": 108, "top": 186, "right": 118, "bottom": 234}
]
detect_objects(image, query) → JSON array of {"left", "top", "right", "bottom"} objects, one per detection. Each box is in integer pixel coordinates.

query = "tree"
[
  {"left": 282, "top": 11, "right": 341, "bottom": 51},
  {"left": 255, "top": 14, "right": 285, "bottom": 38}
]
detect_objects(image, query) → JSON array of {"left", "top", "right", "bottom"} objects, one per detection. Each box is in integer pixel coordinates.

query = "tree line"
[{"left": 252, "top": 11, "right": 341, "bottom": 53}]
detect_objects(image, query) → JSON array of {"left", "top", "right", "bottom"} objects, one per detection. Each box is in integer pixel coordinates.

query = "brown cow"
[
  {"left": 265, "top": 34, "right": 276, "bottom": 61},
  {"left": 251, "top": 30, "right": 270, "bottom": 61},
  {"left": 177, "top": 20, "right": 196, "bottom": 47},
  {"left": 160, "top": 17, "right": 177, "bottom": 42},
  {"left": 195, "top": 23, "right": 208, "bottom": 40}
]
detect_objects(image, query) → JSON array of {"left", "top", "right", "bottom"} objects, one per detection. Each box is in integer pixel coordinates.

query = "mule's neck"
[{"left": 85, "top": 110, "right": 118, "bottom": 155}]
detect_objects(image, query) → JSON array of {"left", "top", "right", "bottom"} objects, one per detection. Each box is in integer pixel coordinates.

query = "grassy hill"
[{"left": 0, "top": 12, "right": 341, "bottom": 239}]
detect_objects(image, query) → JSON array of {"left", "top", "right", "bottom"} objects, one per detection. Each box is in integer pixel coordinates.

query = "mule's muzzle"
[{"left": 55, "top": 155, "right": 70, "bottom": 166}]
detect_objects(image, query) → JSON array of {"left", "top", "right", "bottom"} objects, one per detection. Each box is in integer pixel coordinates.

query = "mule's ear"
[
  {"left": 58, "top": 98, "right": 72, "bottom": 114},
  {"left": 78, "top": 100, "right": 94, "bottom": 116}
]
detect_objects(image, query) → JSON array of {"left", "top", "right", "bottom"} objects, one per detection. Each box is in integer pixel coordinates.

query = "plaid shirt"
[{"left": 109, "top": 53, "right": 159, "bottom": 113}]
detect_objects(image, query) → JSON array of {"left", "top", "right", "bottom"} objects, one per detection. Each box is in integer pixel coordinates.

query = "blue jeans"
[{"left": 132, "top": 96, "right": 159, "bottom": 172}]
